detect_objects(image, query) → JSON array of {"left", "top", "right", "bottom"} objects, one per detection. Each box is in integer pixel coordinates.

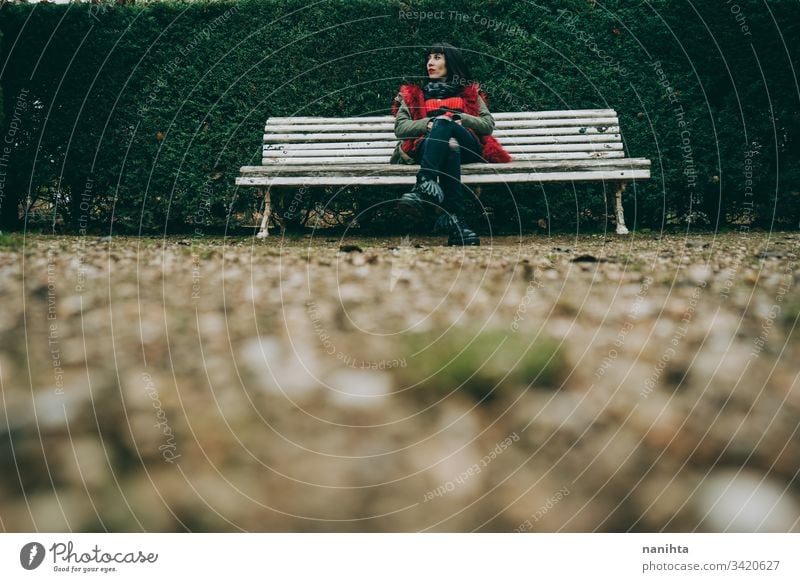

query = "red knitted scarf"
[{"left": 391, "top": 83, "right": 512, "bottom": 163}]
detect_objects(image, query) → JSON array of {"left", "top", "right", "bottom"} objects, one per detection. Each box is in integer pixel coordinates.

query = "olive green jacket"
[{"left": 390, "top": 94, "right": 496, "bottom": 164}]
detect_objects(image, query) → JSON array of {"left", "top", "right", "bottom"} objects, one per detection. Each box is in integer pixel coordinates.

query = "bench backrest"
[{"left": 262, "top": 109, "right": 626, "bottom": 166}]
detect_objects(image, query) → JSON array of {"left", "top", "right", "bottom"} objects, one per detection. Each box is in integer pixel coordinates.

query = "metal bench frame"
[{"left": 236, "top": 109, "right": 650, "bottom": 237}]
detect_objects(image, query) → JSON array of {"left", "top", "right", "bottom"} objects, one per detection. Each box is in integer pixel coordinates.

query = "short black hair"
[{"left": 425, "top": 42, "right": 473, "bottom": 85}]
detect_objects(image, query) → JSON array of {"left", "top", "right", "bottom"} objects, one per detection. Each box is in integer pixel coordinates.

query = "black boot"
[
  {"left": 398, "top": 175, "right": 444, "bottom": 217},
  {"left": 432, "top": 212, "right": 451, "bottom": 234},
  {"left": 446, "top": 214, "right": 480, "bottom": 246}
]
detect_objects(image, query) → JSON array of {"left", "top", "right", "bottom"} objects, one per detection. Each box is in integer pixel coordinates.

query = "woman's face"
[{"left": 427, "top": 53, "right": 447, "bottom": 80}]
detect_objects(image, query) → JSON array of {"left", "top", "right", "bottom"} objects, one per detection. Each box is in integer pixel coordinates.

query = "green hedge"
[{"left": 1, "top": 0, "right": 798, "bottom": 234}]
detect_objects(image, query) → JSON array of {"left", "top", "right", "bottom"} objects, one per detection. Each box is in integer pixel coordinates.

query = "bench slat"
[
  {"left": 493, "top": 132, "right": 620, "bottom": 142},
  {"left": 264, "top": 110, "right": 618, "bottom": 124},
  {"left": 263, "top": 156, "right": 391, "bottom": 164},
  {"left": 264, "top": 126, "right": 621, "bottom": 142},
  {"left": 263, "top": 143, "right": 623, "bottom": 157},
  {"left": 264, "top": 134, "right": 622, "bottom": 151},
  {"left": 236, "top": 169, "right": 650, "bottom": 187},
  {"left": 492, "top": 110, "right": 617, "bottom": 119},
  {"left": 264, "top": 117, "right": 618, "bottom": 133},
  {"left": 266, "top": 119, "right": 620, "bottom": 132},
  {"left": 261, "top": 152, "right": 626, "bottom": 164},
  {"left": 265, "top": 148, "right": 394, "bottom": 157},
  {"left": 241, "top": 158, "right": 650, "bottom": 174}
]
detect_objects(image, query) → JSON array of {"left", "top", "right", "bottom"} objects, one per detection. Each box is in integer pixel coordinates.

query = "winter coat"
[{"left": 390, "top": 83, "right": 512, "bottom": 164}]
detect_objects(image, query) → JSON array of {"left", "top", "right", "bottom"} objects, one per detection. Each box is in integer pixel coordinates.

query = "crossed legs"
[{"left": 415, "top": 119, "right": 482, "bottom": 214}]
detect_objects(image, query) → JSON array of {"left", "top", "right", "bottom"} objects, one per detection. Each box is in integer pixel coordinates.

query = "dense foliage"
[{"left": 1, "top": 0, "right": 797, "bottom": 234}]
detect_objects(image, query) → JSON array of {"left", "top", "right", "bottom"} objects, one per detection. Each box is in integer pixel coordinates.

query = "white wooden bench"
[{"left": 236, "top": 109, "right": 650, "bottom": 237}]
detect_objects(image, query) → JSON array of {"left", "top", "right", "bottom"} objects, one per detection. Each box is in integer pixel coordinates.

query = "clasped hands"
[{"left": 426, "top": 114, "right": 462, "bottom": 132}]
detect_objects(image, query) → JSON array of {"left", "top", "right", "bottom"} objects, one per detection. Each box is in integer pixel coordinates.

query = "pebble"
[
  {"left": 240, "top": 336, "right": 321, "bottom": 399},
  {"left": 26, "top": 491, "right": 95, "bottom": 531},
  {"left": 687, "top": 265, "right": 712, "bottom": 284},
  {"left": 571, "top": 254, "right": 607, "bottom": 263},
  {"left": 339, "top": 245, "right": 362, "bottom": 253},
  {"left": 326, "top": 370, "right": 392, "bottom": 409},
  {"left": 33, "top": 384, "right": 91, "bottom": 430},
  {"left": 695, "top": 469, "right": 800, "bottom": 532}
]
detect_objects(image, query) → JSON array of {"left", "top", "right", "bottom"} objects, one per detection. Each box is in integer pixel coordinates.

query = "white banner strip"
[{"left": 1, "top": 533, "right": 797, "bottom": 581}]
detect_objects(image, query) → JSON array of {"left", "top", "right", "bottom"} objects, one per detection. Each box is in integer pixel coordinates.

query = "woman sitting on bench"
[{"left": 391, "top": 42, "right": 511, "bottom": 246}]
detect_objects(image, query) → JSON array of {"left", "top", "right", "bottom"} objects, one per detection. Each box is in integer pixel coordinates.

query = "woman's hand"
[
  {"left": 425, "top": 116, "right": 462, "bottom": 132},
  {"left": 427, "top": 115, "right": 456, "bottom": 132}
]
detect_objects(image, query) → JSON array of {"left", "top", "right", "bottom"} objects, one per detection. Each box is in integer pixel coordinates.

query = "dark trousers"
[{"left": 415, "top": 118, "right": 483, "bottom": 215}]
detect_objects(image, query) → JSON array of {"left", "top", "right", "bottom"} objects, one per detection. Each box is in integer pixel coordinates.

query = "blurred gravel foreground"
[{"left": 1, "top": 232, "right": 799, "bottom": 532}]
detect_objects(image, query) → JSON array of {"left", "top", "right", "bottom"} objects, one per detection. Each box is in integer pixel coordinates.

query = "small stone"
[
  {"left": 326, "top": 370, "right": 392, "bottom": 409},
  {"left": 571, "top": 255, "right": 607, "bottom": 263},
  {"left": 240, "top": 336, "right": 320, "bottom": 399},
  {"left": 59, "top": 295, "right": 85, "bottom": 317},
  {"left": 694, "top": 469, "right": 800, "bottom": 532},
  {"left": 339, "top": 245, "right": 362, "bottom": 253},
  {"left": 685, "top": 240, "right": 708, "bottom": 249},
  {"left": 65, "top": 438, "right": 112, "bottom": 489},
  {"left": 757, "top": 250, "right": 788, "bottom": 259},
  {"left": 27, "top": 491, "right": 95, "bottom": 531},
  {"left": 34, "top": 385, "right": 90, "bottom": 429},
  {"left": 339, "top": 283, "right": 365, "bottom": 303},
  {"left": 687, "top": 266, "right": 712, "bottom": 284}
]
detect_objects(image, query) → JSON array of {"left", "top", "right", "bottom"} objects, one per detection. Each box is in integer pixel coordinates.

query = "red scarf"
[
  {"left": 391, "top": 83, "right": 512, "bottom": 163},
  {"left": 424, "top": 96, "right": 466, "bottom": 114}
]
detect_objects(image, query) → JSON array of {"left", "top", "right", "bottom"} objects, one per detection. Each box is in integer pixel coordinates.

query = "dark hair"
[{"left": 424, "top": 42, "right": 473, "bottom": 85}]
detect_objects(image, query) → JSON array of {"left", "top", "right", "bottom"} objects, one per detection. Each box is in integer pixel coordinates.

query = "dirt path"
[{"left": 1, "top": 232, "right": 798, "bottom": 531}]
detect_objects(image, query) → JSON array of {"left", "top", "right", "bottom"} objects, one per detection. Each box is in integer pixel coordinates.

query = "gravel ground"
[{"left": 1, "top": 231, "right": 799, "bottom": 532}]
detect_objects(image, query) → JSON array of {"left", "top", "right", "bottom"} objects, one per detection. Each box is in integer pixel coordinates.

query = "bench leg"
[
  {"left": 256, "top": 186, "right": 272, "bottom": 238},
  {"left": 613, "top": 182, "right": 630, "bottom": 235}
]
